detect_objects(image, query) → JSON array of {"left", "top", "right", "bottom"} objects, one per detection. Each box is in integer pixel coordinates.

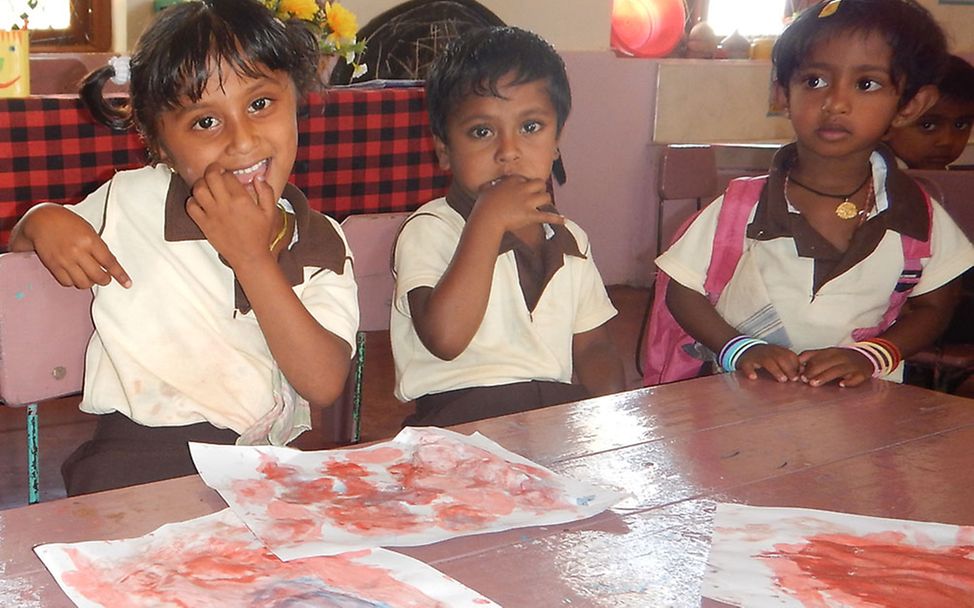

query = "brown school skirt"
[
  {"left": 61, "top": 411, "right": 238, "bottom": 497},
  {"left": 405, "top": 380, "right": 589, "bottom": 428}
]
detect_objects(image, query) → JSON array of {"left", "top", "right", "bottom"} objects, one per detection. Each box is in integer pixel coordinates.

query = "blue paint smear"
[
  {"left": 575, "top": 495, "right": 595, "bottom": 506},
  {"left": 14, "top": 291, "right": 25, "bottom": 300}
]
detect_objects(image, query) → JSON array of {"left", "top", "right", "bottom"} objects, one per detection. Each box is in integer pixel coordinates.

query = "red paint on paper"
[
  {"left": 761, "top": 531, "right": 974, "bottom": 607},
  {"left": 229, "top": 433, "right": 574, "bottom": 547},
  {"left": 58, "top": 518, "right": 450, "bottom": 607}
]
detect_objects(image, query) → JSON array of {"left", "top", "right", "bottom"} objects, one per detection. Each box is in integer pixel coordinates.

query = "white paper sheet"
[
  {"left": 35, "top": 509, "right": 499, "bottom": 608},
  {"left": 191, "top": 426, "right": 627, "bottom": 560},
  {"left": 702, "top": 503, "right": 974, "bottom": 607}
]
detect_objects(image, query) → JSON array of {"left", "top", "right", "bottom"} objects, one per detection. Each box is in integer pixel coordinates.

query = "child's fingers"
[
  {"left": 94, "top": 250, "right": 132, "bottom": 289},
  {"left": 763, "top": 358, "right": 798, "bottom": 383},
  {"left": 837, "top": 371, "right": 869, "bottom": 388},
  {"left": 739, "top": 346, "right": 800, "bottom": 382},
  {"left": 539, "top": 211, "right": 566, "bottom": 225},
  {"left": 51, "top": 264, "right": 89, "bottom": 289},
  {"left": 802, "top": 361, "right": 849, "bottom": 387},
  {"left": 196, "top": 165, "right": 228, "bottom": 207},
  {"left": 252, "top": 176, "right": 277, "bottom": 215},
  {"left": 737, "top": 361, "right": 762, "bottom": 380}
]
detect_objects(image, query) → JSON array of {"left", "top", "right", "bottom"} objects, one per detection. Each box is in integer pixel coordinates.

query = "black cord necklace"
[{"left": 786, "top": 172, "right": 872, "bottom": 220}]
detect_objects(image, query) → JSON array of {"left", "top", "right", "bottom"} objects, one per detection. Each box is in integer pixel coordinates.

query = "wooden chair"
[
  {"left": 0, "top": 251, "right": 365, "bottom": 504},
  {"left": 341, "top": 211, "right": 411, "bottom": 435},
  {"left": 0, "top": 252, "right": 93, "bottom": 504},
  {"left": 655, "top": 144, "right": 719, "bottom": 256}
]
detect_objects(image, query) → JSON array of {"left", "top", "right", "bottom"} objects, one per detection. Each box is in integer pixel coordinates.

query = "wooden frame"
[{"left": 27, "top": 0, "right": 111, "bottom": 53}]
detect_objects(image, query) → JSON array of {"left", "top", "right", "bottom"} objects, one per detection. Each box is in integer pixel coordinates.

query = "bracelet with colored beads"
[{"left": 719, "top": 335, "right": 769, "bottom": 373}]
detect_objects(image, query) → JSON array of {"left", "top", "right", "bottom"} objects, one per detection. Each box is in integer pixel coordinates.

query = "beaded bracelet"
[
  {"left": 719, "top": 335, "right": 769, "bottom": 372},
  {"left": 844, "top": 338, "right": 902, "bottom": 377}
]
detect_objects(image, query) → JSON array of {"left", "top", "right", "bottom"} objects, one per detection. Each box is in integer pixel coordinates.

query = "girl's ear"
[
  {"left": 772, "top": 83, "right": 790, "bottom": 117},
  {"left": 147, "top": 135, "right": 168, "bottom": 167},
  {"left": 433, "top": 136, "right": 451, "bottom": 172},
  {"left": 892, "top": 84, "right": 939, "bottom": 128}
]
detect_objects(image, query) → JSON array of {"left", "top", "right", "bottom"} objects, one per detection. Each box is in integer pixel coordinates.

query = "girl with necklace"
[{"left": 648, "top": 0, "right": 974, "bottom": 388}]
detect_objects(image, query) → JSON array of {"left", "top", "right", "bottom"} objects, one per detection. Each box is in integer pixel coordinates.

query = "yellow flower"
[
  {"left": 325, "top": 1, "right": 358, "bottom": 42},
  {"left": 277, "top": 0, "right": 319, "bottom": 21}
]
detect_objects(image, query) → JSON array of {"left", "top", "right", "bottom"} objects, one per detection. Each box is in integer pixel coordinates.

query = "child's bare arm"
[
  {"left": 573, "top": 324, "right": 625, "bottom": 397},
  {"left": 9, "top": 203, "right": 131, "bottom": 289},
  {"left": 234, "top": 253, "right": 353, "bottom": 406},
  {"left": 188, "top": 166, "right": 352, "bottom": 405},
  {"left": 666, "top": 279, "right": 801, "bottom": 382},
  {"left": 409, "top": 177, "right": 563, "bottom": 360},
  {"left": 799, "top": 279, "right": 961, "bottom": 387}
]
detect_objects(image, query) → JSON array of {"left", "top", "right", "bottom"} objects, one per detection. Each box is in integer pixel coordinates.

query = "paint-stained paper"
[
  {"left": 703, "top": 503, "right": 974, "bottom": 607},
  {"left": 35, "top": 509, "right": 499, "bottom": 608},
  {"left": 191, "top": 426, "right": 627, "bottom": 560}
]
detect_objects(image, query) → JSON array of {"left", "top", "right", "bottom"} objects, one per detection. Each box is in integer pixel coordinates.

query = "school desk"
[
  {"left": 2, "top": 374, "right": 973, "bottom": 607},
  {"left": 0, "top": 86, "right": 449, "bottom": 248}
]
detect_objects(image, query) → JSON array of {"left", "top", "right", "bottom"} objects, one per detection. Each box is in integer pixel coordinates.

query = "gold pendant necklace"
[
  {"left": 787, "top": 171, "right": 872, "bottom": 220},
  {"left": 834, "top": 201, "right": 859, "bottom": 220}
]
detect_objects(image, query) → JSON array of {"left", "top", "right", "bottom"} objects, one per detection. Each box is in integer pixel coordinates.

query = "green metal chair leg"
[
  {"left": 352, "top": 331, "right": 366, "bottom": 443},
  {"left": 27, "top": 402, "right": 39, "bottom": 504}
]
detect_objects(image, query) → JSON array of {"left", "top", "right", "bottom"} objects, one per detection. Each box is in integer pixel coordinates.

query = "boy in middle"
[{"left": 391, "top": 26, "right": 624, "bottom": 427}]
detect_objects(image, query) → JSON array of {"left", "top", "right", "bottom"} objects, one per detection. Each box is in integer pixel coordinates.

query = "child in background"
[
  {"left": 653, "top": 0, "right": 974, "bottom": 388},
  {"left": 391, "top": 27, "right": 624, "bottom": 427},
  {"left": 9, "top": 0, "right": 359, "bottom": 495},
  {"left": 887, "top": 54, "right": 974, "bottom": 170}
]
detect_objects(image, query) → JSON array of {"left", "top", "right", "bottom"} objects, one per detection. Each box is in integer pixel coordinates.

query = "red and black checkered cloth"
[{"left": 0, "top": 87, "right": 449, "bottom": 247}]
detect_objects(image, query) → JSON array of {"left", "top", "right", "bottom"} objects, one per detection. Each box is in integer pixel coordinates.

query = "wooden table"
[{"left": 2, "top": 374, "right": 974, "bottom": 607}]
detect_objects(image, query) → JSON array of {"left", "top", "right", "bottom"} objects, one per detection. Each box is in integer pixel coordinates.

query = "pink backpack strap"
[
  {"left": 704, "top": 176, "right": 769, "bottom": 301},
  {"left": 642, "top": 175, "right": 768, "bottom": 386},
  {"left": 852, "top": 186, "right": 933, "bottom": 341}
]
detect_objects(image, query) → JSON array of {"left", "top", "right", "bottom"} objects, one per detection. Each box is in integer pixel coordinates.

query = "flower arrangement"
[{"left": 261, "top": 0, "right": 367, "bottom": 79}]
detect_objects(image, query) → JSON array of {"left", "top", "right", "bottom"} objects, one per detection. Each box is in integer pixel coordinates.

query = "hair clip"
[
  {"left": 108, "top": 56, "right": 131, "bottom": 85},
  {"left": 818, "top": 0, "right": 841, "bottom": 18}
]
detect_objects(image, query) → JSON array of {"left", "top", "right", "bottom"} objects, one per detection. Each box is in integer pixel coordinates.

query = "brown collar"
[
  {"left": 747, "top": 143, "right": 929, "bottom": 294},
  {"left": 163, "top": 173, "right": 348, "bottom": 314},
  {"left": 445, "top": 182, "right": 585, "bottom": 311}
]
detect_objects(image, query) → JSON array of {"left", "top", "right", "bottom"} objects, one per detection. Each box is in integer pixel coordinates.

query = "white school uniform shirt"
[
  {"left": 64, "top": 164, "right": 359, "bottom": 444},
  {"left": 657, "top": 148, "right": 974, "bottom": 378},
  {"left": 390, "top": 196, "right": 617, "bottom": 402}
]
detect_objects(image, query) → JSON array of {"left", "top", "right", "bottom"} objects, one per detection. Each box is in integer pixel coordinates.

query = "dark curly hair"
[
  {"left": 80, "top": 0, "right": 320, "bottom": 158},
  {"left": 939, "top": 55, "right": 974, "bottom": 105},
  {"left": 773, "top": 0, "right": 948, "bottom": 107},
  {"left": 425, "top": 26, "right": 571, "bottom": 143}
]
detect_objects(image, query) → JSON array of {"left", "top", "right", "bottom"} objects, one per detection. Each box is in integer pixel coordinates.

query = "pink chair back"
[
  {"left": 0, "top": 252, "right": 93, "bottom": 407},
  {"left": 341, "top": 212, "right": 410, "bottom": 332}
]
